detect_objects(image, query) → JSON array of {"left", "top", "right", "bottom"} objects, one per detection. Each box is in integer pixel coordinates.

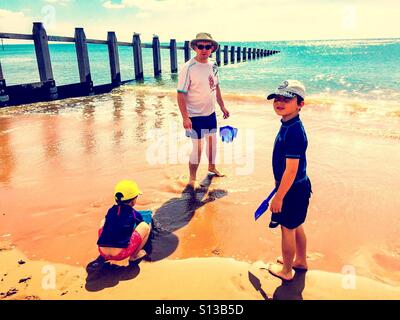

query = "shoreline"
[{"left": 1, "top": 246, "right": 399, "bottom": 300}]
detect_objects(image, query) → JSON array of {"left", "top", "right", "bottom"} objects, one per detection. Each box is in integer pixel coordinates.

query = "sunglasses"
[{"left": 196, "top": 44, "right": 213, "bottom": 50}]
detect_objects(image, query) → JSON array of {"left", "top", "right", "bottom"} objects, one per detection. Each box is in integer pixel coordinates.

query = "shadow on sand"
[
  {"left": 272, "top": 269, "right": 307, "bottom": 300},
  {"left": 143, "top": 173, "right": 227, "bottom": 262},
  {"left": 85, "top": 256, "right": 142, "bottom": 292},
  {"left": 248, "top": 269, "right": 307, "bottom": 300}
]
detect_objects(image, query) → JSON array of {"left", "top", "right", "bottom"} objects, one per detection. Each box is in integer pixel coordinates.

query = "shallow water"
[{"left": 0, "top": 87, "right": 400, "bottom": 285}]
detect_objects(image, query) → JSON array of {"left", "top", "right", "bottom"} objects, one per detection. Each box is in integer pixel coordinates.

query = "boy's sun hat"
[
  {"left": 114, "top": 180, "right": 142, "bottom": 202},
  {"left": 266, "top": 80, "right": 306, "bottom": 100},
  {"left": 190, "top": 32, "right": 219, "bottom": 53}
]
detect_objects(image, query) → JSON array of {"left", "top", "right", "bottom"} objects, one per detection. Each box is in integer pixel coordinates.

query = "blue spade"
[
  {"left": 254, "top": 188, "right": 277, "bottom": 220},
  {"left": 219, "top": 125, "right": 238, "bottom": 143}
]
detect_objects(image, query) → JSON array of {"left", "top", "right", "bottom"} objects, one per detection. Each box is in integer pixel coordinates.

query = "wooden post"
[
  {"left": 216, "top": 45, "right": 221, "bottom": 66},
  {"left": 74, "top": 27, "right": 93, "bottom": 94},
  {"left": 152, "top": 35, "right": 161, "bottom": 77},
  {"left": 230, "top": 46, "right": 235, "bottom": 64},
  {"left": 0, "top": 62, "right": 9, "bottom": 107},
  {"left": 223, "top": 45, "right": 228, "bottom": 65},
  {"left": 32, "top": 22, "right": 58, "bottom": 99},
  {"left": 32, "top": 22, "right": 54, "bottom": 83},
  {"left": 184, "top": 41, "right": 191, "bottom": 62},
  {"left": 132, "top": 33, "right": 144, "bottom": 80},
  {"left": 248, "top": 48, "right": 251, "bottom": 60},
  {"left": 257, "top": 49, "right": 260, "bottom": 58},
  {"left": 170, "top": 39, "right": 178, "bottom": 73},
  {"left": 242, "top": 47, "right": 246, "bottom": 61},
  {"left": 252, "top": 48, "right": 256, "bottom": 59},
  {"left": 107, "top": 31, "right": 121, "bottom": 86},
  {"left": 236, "top": 46, "right": 241, "bottom": 62}
]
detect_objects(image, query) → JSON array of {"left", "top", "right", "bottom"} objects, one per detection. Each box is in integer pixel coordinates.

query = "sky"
[{"left": 0, "top": 0, "right": 399, "bottom": 43}]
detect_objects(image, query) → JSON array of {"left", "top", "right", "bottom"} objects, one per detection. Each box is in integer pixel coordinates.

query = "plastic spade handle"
[{"left": 254, "top": 188, "right": 277, "bottom": 220}]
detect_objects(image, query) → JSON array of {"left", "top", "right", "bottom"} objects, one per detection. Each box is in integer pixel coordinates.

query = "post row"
[{"left": 0, "top": 22, "right": 280, "bottom": 107}]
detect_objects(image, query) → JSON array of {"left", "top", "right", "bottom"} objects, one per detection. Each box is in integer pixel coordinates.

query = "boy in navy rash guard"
[{"left": 266, "top": 80, "right": 312, "bottom": 282}]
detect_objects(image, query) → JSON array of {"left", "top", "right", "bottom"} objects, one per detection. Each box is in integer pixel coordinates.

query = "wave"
[
  {"left": 272, "top": 38, "right": 400, "bottom": 48},
  {"left": 127, "top": 84, "right": 400, "bottom": 115},
  {"left": 2, "top": 84, "right": 399, "bottom": 140},
  {"left": 1, "top": 57, "right": 36, "bottom": 63}
]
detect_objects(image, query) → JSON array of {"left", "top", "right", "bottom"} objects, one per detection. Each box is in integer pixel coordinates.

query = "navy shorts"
[
  {"left": 271, "top": 178, "right": 312, "bottom": 229},
  {"left": 186, "top": 112, "right": 217, "bottom": 139}
]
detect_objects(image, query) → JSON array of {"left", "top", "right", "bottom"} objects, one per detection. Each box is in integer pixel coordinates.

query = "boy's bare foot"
[
  {"left": 129, "top": 249, "right": 147, "bottom": 262},
  {"left": 276, "top": 256, "right": 308, "bottom": 271},
  {"left": 208, "top": 167, "right": 226, "bottom": 177},
  {"left": 268, "top": 263, "right": 293, "bottom": 281}
]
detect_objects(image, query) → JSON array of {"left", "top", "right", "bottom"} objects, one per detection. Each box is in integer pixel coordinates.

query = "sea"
[{"left": 1, "top": 38, "right": 400, "bottom": 138}]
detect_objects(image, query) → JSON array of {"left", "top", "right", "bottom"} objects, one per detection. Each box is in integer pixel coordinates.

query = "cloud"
[
  {"left": 102, "top": 1, "right": 126, "bottom": 10},
  {"left": 2, "top": 1, "right": 399, "bottom": 43},
  {"left": 0, "top": 9, "right": 32, "bottom": 34},
  {"left": 43, "top": 0, "right": 75, "bottom": 6}
]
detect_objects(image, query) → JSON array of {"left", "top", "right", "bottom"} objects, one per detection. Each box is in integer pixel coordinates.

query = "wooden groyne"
[{"left": 0, "top": 22, "right": 280, "bottom": 107}]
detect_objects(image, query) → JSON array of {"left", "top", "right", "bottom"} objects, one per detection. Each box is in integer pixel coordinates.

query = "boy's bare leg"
[
  {"left": 294, "top": 225, "right": 308, "bottom": 269},
  {"left": 189, "top": 138, "right": 204, "bottom": 186},
  {"left": 276, "top": 225, "right": 308, "bottom": 270},
  {"left": 206, "top": 133, "right": 225, "bottom": 177},
  {"left": 268, "top": 226, "right": 295, "bottom": 280}
]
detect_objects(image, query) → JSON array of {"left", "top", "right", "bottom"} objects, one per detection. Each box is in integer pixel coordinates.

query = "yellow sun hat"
[{"left": 114, "top": 180, "right": 142, "bottom": 203}]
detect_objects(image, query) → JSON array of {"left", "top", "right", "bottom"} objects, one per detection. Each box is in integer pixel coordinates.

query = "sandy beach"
[
  {"left": 1, "top": 246, "right": 400, "bottom": 300},
  {"left": 1, "top": 86, "right": 400, "bottom": 300}
]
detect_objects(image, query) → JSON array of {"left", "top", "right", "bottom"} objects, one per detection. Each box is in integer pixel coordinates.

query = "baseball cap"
[{"left": 266, "top": 80, "right": 306, "bottom": 100}]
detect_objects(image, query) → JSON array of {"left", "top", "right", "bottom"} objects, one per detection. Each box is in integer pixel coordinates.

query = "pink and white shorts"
[{"left": 97, "top": 227, "right": 142, "bottom": 261}]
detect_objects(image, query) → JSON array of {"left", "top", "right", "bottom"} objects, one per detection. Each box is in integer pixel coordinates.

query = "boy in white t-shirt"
[{"left": 177, "top": 32, "right": 230, "bottom": 187}]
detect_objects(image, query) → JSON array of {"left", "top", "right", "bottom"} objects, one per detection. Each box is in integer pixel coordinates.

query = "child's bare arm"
[{"left": 270, "top": 158, "right": 299, "bottom": 213}]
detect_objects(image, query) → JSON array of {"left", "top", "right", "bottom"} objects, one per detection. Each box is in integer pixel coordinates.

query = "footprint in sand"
[
  {"left": 307, "top": 252, "right": 324, "bottom": 261},
  {"left": 162, "top": 174, "right": 190, "bottom": 193}
]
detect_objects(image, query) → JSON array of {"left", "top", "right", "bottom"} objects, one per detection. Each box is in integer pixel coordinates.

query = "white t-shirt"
[{"left": 177, "top": 58, "right": 220, "bottom": 117}]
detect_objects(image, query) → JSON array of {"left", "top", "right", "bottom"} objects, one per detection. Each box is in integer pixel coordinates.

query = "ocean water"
[
  {"left": 1, "top": 38, "right": 399, "bottom": 93},
  {"left": 1, "top": 38, "right": 400, "bottom": 129}
]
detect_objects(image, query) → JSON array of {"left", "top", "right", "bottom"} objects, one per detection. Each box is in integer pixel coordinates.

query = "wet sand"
[
  {"left": 1, "top": 247, "right": 400, "bottom": 300},
  {"left": 1, "top": 86, "right": 400, "bottom": 299}
]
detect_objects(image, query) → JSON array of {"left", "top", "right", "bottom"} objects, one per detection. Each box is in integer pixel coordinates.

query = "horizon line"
[{"left": 1, "top": 36, "right": 399, "bottom": 46}]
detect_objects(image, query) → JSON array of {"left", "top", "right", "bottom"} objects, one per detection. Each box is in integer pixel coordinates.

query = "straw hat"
[{"left": 190, "top": 32, "right": 219, "bottom": 53}]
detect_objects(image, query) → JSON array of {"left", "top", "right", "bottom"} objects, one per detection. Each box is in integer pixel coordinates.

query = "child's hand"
[
  {"left": 270, "top": 195, "right": 283, "bottom": 213},
  {"left": 221, "top": 106, "right": 230, "bottom": 119}
]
